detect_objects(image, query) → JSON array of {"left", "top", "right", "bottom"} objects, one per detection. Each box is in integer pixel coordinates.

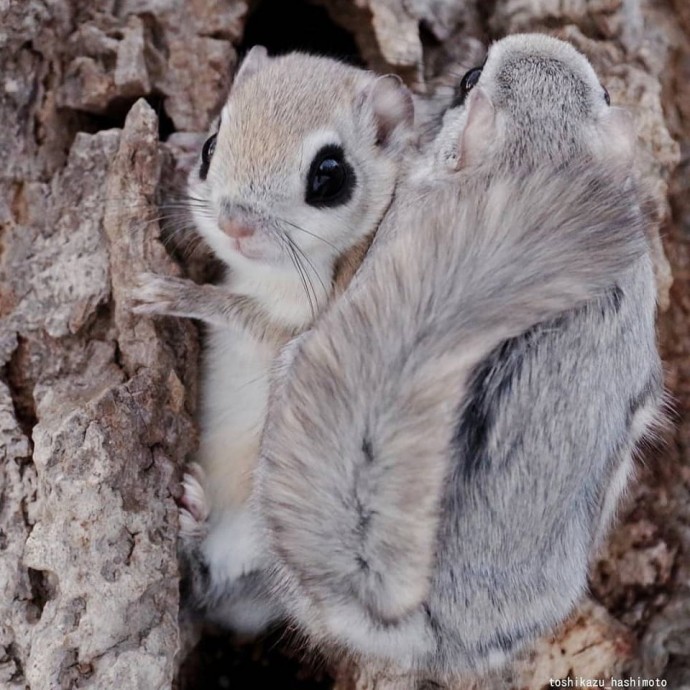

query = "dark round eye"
[
  {"left": 199, "top": 134, "right": 217, "bottom": 180},
  {"left": 305, "top": 145, "right": 355, "bottom": 208},
  {"left": 451, "top": 67, "right": 482, "bottom": 108},
  {"left": 603, "top": 86, "right": 611, "bottom": 106}
]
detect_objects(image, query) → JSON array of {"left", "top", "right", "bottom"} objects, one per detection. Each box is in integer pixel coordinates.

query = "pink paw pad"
[{"left": 178, "top": 463, "right": 210, "bottom": 539}]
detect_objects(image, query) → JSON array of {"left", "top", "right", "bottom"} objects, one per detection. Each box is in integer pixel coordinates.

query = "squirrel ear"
[
  {"left": 455, "top": 87, "right": 495, "bottom": 170},
  {"left": 234, "top": 45, "right": 270, "bottom": 87},
  {"left": 598, "top": 106, "right": 636, "bottom": 167},
  {"left": 359, "top": 74, "right": 414, "bottom": 148}
]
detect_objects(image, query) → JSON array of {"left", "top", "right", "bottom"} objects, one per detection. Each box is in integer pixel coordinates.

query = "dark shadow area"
[
  {"left": 241, "top": 0, "right": 363, "bottom": 65},
  {"left": 178, "top": 627, "right": 334, "bottom": 690},
  {"left": 74, "top": 93, "right": 176, "bottom": 141}
]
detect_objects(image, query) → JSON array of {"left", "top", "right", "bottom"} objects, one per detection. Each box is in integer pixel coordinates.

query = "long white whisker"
[
  {"left": 279, "top": 235, "right": 316, "bottom": 320},
  {"left": 287, "top": 235, "right": 329, "bottom": 301},
  {"left": 279, "top": 217, "right": 339, "bottom": 252}
]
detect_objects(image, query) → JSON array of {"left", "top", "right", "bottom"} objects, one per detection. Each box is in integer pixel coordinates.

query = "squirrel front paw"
[
  {"left": 178, "top": 462, "right": 211, "bottom": 541},
  {"left": 130, "top": 272, "right": 192, "bottom": 317}
]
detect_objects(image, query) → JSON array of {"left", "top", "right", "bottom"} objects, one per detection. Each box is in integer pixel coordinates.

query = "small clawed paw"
[
  {"left": 130, "top": 272, "right": 185, "bottom": 315},
  {"left": 178, "top": 463, "right": 210, "bottom": 540},
  {"left": 129, "top": 273, "right": 174, "bottom": 314}
]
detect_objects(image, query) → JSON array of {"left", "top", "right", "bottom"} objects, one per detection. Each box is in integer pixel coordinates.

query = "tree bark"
[{"left": 1, "top": 1, "right": 688, "bottom": 688}]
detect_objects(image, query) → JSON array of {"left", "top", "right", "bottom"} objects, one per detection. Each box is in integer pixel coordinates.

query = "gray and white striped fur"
[{"left": 256, "top": 34, "right": 663, "bottom": 679}]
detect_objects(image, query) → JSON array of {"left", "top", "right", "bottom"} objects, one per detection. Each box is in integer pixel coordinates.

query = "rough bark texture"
[{"left": 0, "top": 0, "right": 688, "bottom": 689}]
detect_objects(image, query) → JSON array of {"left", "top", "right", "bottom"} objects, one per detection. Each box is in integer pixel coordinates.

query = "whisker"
[
  {"left": 287, "top": 235, "right": 329, "bottom": 302},
  {"left": 281, "top": 236, "right": 315, "bottom": 320},
  {"left": 286, "top": 236, "right": 320, "bottom": 316},
  {"left": 292, "top": 245, "right": 316, "bottom": 320},
  {"left": 278, "top": 218, "right": 339, "bottom": 252}
]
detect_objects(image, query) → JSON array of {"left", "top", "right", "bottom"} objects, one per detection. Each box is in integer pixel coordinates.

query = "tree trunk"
[{"left": 1, "top": 1, "right": 688, "bottom": 688}]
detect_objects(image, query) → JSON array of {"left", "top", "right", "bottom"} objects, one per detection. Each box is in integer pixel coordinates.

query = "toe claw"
[{"left": 178, "top": 463, "right": 210, "bottom": 540}]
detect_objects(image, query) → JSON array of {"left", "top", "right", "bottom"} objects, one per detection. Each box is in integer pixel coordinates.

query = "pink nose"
[{"left": 219, "top": 217, "right": 255, "bottom": 239}]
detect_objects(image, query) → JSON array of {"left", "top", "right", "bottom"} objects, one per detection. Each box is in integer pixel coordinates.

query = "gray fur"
[{"left": 256, "top": 34, "right": 663, "bottom": 679}]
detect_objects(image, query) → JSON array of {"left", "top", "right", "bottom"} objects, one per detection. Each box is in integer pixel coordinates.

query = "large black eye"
[
  {"left": 451, "top": 67, "right": 483, "bottom": 108},
  {"left": 305, "top": 145, "right": 355, "bottom": 208},
  {"left": 603, "top": 86, "right": 611, "bottom": 106},
  {"left": 199, "top": 134, "right": 217, "bottom": 180}
]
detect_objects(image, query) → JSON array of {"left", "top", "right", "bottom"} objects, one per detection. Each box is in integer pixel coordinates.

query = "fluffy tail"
[{"left": 258, "top": 163, "right": 648, "bottom": 632}]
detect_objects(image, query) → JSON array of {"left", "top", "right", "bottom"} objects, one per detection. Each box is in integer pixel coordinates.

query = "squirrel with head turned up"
[{"left": 256, "top": 34, "right": 664, "bottom": 680}]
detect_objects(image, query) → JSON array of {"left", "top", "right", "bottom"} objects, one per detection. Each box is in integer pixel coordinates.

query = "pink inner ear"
[
  {"left": 234, "top": 45, "right": 270, "bottom": 87},
  {"left": 365, "top": 75, "right": 414, "bottom": 147},
  {"left": 456, "top": 87, "right": 496, "bottom": 170}
]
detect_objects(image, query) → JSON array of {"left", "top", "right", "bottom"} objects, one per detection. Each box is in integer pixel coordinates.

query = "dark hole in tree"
[
  {"left": 241, "top": 0, "right": 363, "bottom": 65},
  {"left": 75, "top": 93, "right": 175, "bottom": 141},
  {"left": 27, "top": 568, "right": 55, "bottom": 621},
  {"left": 418, "top": 20, "right": 442, "bottom": 49},
  {"left": 147, "top": 94, "right": 176, "bottom": 140},
  {"left": 179, "top": 627, "right": 334, "bottom": 690}
]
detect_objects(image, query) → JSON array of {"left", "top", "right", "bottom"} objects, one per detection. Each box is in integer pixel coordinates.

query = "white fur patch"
[{"left": 203, "top": 507, "right": 266, "bottom": 589}]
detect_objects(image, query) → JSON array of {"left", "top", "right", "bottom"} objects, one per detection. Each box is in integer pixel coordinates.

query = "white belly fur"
[{"left": 197, "top": 323, "right": 278, "bottom": 586}]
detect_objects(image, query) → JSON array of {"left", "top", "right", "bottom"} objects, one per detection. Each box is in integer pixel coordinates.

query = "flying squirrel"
[
  {"left": 254, "top": 34, "right": 664, "bottom": 679},
  {"left": 132, "top": 46, "right": 416, "bottom": 633}
]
